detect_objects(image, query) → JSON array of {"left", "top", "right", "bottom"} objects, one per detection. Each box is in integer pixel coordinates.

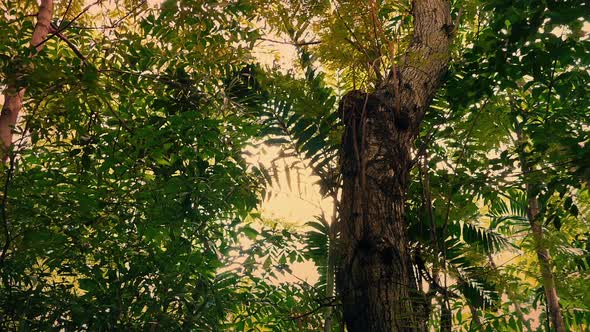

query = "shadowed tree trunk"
[
  {"left": 0, "top": 0, "right": 53, "bottom": 160},
  {"left": 336, "top": 0, "right": 453, "bottom": 330},
  {"left": 324, "top": 192, "right": 339, "bottom": 332}
]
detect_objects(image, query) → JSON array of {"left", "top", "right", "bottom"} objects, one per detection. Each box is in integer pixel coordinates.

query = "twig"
[{"left": 290, "top": 296, "right": 339, "bottom": 320}]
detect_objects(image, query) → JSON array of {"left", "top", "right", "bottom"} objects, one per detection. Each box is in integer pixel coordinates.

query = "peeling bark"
[
  {"left": 0, "top": 0, "right": 53, "bottom": 159},
  {"left": 336, "top": 1, "right": 452, "bottom": 330}
]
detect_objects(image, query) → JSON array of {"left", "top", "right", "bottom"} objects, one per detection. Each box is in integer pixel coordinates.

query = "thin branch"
[
  {"left": 0, "top": 155, "right": 16, "bottom": 265},
  {"left": 59, "top": 0, "right": 74, "bottom": 25},
  {"left": 258, "top": 37, "right": 321, "bottom": 47},
  {"left": 333, "top": 3, "right": 375, "bottom": 66},
  {"left": 449, "top": 7, "right": 463, "bottom": 37},
  {"left": 289, "top": 297, "right": 339, "bottom": 320},
  {"left": 107, "top": 0, "right": 147, "bottom": 29},
  {"left": 6, "top": 13, "right": 38, "bottom": 25},
  {"left": 33, "top": 0, "right": 102, "bottom": 50},
  {"left": 49, "top": 22, "right": 86, "bottom": 61},
  {"left": 409, "top": 123, "right": 441, "bottom": 169},
  {"left": 103, "top": 99, "right": 133, "bottom": 134},
  {"left": 544, "top": 57, "right": 559, "bottom": 114},
  {"left": 67, "top": 0, "right": 148, "bottom": 32}
]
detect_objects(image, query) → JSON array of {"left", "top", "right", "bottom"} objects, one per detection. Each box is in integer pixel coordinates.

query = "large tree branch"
[
  {"left": 393, "top": 0, "right": 453, "bottom": 132},
  {"left": 30, "top": 0, "right": 54, "bottom": 52},
  {"left": 0, "top": 0, "right": 54, "bottom": 159}
]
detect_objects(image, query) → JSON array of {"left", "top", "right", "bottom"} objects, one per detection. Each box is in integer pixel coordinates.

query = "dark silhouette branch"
[
  {"left": 258, "top": 37, "right": 321, "bottom": 46},
  {"left": 0, "top": 156, "right": 16, "bottom": 265},
  {"left": 49, "top": 22, "right": 86, "bottom": 61},
  {"left": 289, "top": 296, "right": 339, "bottom": 320}
]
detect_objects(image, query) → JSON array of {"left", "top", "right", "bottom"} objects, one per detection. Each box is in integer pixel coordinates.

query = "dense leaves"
[{"left": 0, "top": 1, "right": 318, "bottom": 330}]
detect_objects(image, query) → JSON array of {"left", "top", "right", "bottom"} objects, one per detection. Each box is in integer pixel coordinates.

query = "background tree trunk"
[
  {"left": 515, "top": 121, "right": 566, "bottom": 332},
  {"left": 336, "top": 0, "right": 452, "bottom": 330},
  {"left": 526, "top": 187, "right": 566, "bottom": 332},
  {"left": 0, "top": 0, "right": 53, "bottom": 159},
  {"left": 324, "top": 193, "right": 338, "bottom": 332}
]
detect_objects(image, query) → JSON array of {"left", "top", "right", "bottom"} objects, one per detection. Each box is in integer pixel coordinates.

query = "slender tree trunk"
[
  {"left": 420, "top": 155, "right": 452, "bottom": 332},
  {"left": 336, "top": 1, "right": 452, "bottom": 330},
  {"left": 440, "top": 301, "right": 452, "bottom": 331},
  {"left": 526, "top": 196, "right": 566, "bottom": 332},
  {"left": 324, "top": 247, "right": 335, "bottom": 332},
  {"left": 324, "top": 193, "right": 338, "bottom": 332},
  {"left": 515, "top": 125, "right": 566, "bottom": 332},
  {"left": 0, "top": 0, "right": 53, "bottom": 159}
]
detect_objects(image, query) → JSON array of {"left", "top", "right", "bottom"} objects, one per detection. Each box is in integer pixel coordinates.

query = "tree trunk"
[
  {"left": 338, "top": 90, "right": 422, "bottom": 330},
  {"left": 515, "top": 125, "right": 566, "bottom": 332},
  {"left": 0, "top": 0, "right": 53, "bottom": 159},
  {"left": 336, "top": 1, "right": 452, "bottom": 330},
  {"left": 527, "top": 197, "right": 566, "bottom": 332},
  {"left": 324, "top": 193, "right": 338, "bottom": 332}
]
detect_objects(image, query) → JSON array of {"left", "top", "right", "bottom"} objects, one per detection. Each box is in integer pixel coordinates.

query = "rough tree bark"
[
  {"left": 0, "top": 0, "right": 53, "bottom": 160},
  {"left": 336, "top": 0, "right": 452, "bottom": 331}
]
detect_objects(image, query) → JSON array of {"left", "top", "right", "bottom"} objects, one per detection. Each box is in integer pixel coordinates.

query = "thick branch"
[{"left": 395, "top": 0, "right": 453, "bottom": 131}]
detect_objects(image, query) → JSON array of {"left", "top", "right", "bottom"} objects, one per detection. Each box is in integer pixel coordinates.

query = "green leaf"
[{"left": 242, "top": 225, "right": 259, "bottom": 240}]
